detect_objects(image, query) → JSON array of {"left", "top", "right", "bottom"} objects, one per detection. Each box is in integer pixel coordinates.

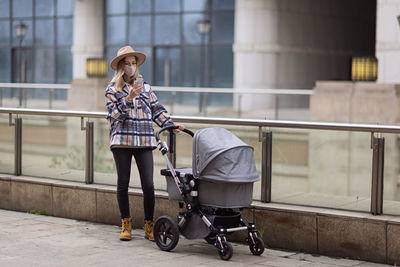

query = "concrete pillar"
[
  {"left": 234, "top": 0, "right": 375, "bottom": 114},
  {"left": 67, "top": 0, "right": 109, "bottom": 166},
  {"left": 69, "top": 0, "right": 107, "bottom": 112},
  {"left": 72, "top": 0, "right": 104, "bottom": 79},
  {"left": 376, "top": 0, "right": 400, "bottom": 83},
  {"left": 233, "top": 0, "right": 278, "bottom": 113}
]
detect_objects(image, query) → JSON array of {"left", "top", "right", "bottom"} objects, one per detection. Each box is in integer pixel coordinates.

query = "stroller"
[{"left": 154, "top": 126, "right": 265, "bottom": 260}]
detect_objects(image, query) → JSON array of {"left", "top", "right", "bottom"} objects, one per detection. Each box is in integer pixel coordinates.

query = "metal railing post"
[
  {"left": 14, "top": 117, "right": 22, "bottom": 176},
  {"left": 0, "top": 87, "right": 2, "bottom": 107},
  {"left": 49, "top": 88, "right": 54, "bottom": 109},
  {"left": 238, "top": 94, "right": 242, "bottom": 118},
  {"left": 167, "top": 131, "right": 176, "bottom": 168},
  {"left": 203, "top": 92, "right": 209, "bottom": 116},
  {"left": 23, "top": 88, "right": 27, "bottom": 108},
  {"left": 260, "top": 127, "right": 272, "bottom": 202},
  {"left": 85, "top": 120, "right": 94, "bottom": 184},
  {"left": 370, "top": 133, "right": 385, "bottom": 215},
  {"left": 169, "top": 91, "right": 175, "bottom": 115}
]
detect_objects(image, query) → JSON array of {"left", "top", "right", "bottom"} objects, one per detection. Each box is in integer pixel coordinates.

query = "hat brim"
[{"left": 110, "top": 52, "right": 146, "bottom": 70}]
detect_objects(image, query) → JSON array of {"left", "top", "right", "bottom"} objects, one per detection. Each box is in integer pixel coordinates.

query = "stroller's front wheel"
[
  {"left": 217, "top": 240, "right": 233, "bottom": 261},
  {"left": 248, "top": 234, "right": 265, "bottom": 256},
  {"left": 154, "top": 216, "right": 179, "bottom": 251}
]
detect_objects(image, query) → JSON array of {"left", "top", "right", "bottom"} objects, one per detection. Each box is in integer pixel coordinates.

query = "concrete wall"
[
  {"left": 0, "top": 175, "right": 180, "bottom": 227},
  {"left": 0, "top": 174, "right": 399, "bottom": 265}
]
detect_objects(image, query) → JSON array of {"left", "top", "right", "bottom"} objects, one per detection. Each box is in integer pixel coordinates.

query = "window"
[
  {"left": 0, "top": 0, "right": 9, "bottom": 18},
  {"left": 0, "top": 0, "right": 74, "bottom": 84},
  {"left": 105, "top": 0, "right": 235, "bottom": 89}
]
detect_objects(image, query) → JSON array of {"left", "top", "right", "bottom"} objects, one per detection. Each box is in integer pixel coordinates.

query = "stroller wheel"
[
  {"left": 249, "top": 236, "right": 265, "bottom": 256},
  {"left": 204, "top": 234, "right": 216, "bottom": 245},
  {"left": 154, "top": 216, "right": 179, "bottom": 251},
  {"left": 217, "top": 241, "right": 233, "bottom": 261}
]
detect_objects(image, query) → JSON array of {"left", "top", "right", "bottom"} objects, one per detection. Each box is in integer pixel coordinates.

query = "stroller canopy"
[{"left": 192, "top": 127, "right": 259, "bottom": 183}]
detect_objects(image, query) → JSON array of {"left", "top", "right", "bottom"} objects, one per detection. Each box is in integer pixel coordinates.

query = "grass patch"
[
  {"left": 258, "top": 229, "right": 264, "bottom": 239},
  {"left": 28, "top": 209, "right": 49, "bottom": 216}
]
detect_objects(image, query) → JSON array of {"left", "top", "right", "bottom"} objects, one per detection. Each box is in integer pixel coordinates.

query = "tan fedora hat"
[{"left": 110, "top": 46, "right": 146, "bottom": 70}]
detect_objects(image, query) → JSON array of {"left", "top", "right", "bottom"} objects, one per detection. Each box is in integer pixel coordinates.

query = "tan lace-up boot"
[
  {"left": 120, "top": 218, "right": 132, "bottom": 241},
  {"left": 144, "top": 220, "right": 154, "bottom": 241}
]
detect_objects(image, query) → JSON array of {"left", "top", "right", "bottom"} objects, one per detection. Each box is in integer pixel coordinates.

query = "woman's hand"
[
  {"left": 126, "top": 84, "right": 143, "bottom": 102},
  {"left": 173, "top": 124, "right": 185, "bottom": 133}
]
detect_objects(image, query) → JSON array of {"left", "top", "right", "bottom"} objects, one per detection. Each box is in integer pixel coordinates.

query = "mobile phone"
[{"left": 134, "top": 77, "right": 144, "bottom": 88}]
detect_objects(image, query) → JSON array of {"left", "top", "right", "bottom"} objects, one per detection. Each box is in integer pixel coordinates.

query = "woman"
[{"left": 105, "top": 45, "right": 183, "bottom": 241}]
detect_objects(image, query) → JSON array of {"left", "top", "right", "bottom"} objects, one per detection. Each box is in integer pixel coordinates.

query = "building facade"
[
  {"left": 2, "top": 0, "right": 400, "bottom": 109},
  {"left": 0, "top": 0, "right": 234, "bottom": 88}
]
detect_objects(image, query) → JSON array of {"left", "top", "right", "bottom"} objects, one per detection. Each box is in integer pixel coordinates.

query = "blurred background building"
[
  {"left": 2, "top": 0, "right": 400, "bottom": 217},
  {"left": 2, "top": 0, "right": 399, "bottom": 111}
]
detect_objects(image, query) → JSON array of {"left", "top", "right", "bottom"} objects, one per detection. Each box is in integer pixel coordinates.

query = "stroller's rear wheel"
[
  {"left": 154, "top": 216, "right": 179, "bottom": 251},
  {"left": 204, "top": 234, "right": 216, "bottom": 245}
]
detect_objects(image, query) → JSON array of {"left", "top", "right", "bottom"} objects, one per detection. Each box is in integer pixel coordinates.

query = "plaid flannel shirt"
[{"left": 105, "top": 81, "right": 173, "bottom": 149}]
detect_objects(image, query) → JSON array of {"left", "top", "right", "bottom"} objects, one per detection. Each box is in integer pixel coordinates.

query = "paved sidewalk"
[{"left": 0, "top": 209, "right": 392, "bottom": 267}]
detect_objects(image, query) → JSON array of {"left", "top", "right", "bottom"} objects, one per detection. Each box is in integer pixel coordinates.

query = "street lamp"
[
  {"left": 196, "top": 19, "right": 211, "bottom": 115},
  {"left": 397, "top": 15, "right": 400, "bottom": 28},
  {"left": 15, "top": 21, "right": 27, "bottom": 45},
  {"left": 197, "top": 19, "right": 211, "bottom": 35},
  {"left": 15, "top": 21, "right": 27, "bottom": 107}
]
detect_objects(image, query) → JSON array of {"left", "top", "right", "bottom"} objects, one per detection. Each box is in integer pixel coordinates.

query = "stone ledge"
[
  {"left": 0, "top": 174, "right": 165, "bottom": 197},
  {"left": 253, "top": 201, "right": 400, "bottom": 225}
]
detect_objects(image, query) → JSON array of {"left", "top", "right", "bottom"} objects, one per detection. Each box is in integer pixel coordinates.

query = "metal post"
[
  {"left": 274, "top": 95, "right": 279, "bottom": 120},
  {"left": 164, "top": 50, "right": 173, "bottom": 113},
  {"left": 260, "top": 128, "right": 272, "bottom": 202},
  {"left": 23, "top": 88, "right": 27, "bottom": 108},
  {"left": 164, "top": 49, "right": 170, "bottom": 87},
  {"left": 199, "top": 33, "right": 205, "bottom": 114},
  {"left": 14, "top": 117, "right": 22, "bottom": 176},
  {"left": 238, "top": 94, "right": 242, "bottom": 118},
  {"left": 0, "top": 87, "right": 2, "bottom": 107},
  {"left": 18, "top": 43, "right": 26, "bottom": 107},
  {"left": 203, "top": 92, "right": 208, "bottom": 116},
  {"left": 370, "top": 133, "right": 385, "bottom": 215},
  {"left": 49, "top": 88, "right": 54, "bottom": 109},
  {"left": 85, "top": 121, "right": 94, "bottom": 184},
  {"left": 167, "top": 130, "right": 176, "bottom": 168},
  {"left": 169, "top": 91, "right": 175, "bottom": 115}
]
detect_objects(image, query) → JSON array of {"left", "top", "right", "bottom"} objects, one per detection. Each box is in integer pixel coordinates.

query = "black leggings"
[{"left": 111, "top": 147, "right": 155, "bottom": 221}]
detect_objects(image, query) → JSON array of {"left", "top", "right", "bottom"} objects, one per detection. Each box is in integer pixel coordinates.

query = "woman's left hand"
[{"left": 173, "top": 124, "right": 185, "bottom": 133}]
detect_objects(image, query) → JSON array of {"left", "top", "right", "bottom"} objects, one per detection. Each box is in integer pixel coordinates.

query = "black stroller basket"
[{"left": 154, "top": 125, "right": 265, "bottom": 261}]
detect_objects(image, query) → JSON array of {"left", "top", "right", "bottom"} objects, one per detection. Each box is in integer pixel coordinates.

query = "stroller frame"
[{"left": 154, "top": 125, "right": 265, "bottom": 261}]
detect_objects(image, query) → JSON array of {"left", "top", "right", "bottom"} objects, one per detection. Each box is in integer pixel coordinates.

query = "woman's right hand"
[{"left": 126, "top": 84, "right": 143, "bottom": 102}]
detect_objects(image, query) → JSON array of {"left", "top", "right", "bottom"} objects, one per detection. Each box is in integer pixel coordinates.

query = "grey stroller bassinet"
[
  {"left": 155, "top": 126, "right": 265, "bottom": 261},
  {"left": 165, "top": 127, "right": 259, "bottom": 208}
]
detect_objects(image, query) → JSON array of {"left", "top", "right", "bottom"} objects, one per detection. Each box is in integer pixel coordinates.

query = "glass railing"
[
  {"left": 0, "top": 83, "right": 312, "bottom": 120},
  {"left": 1, "top": 107, "right": 400, "bottom": 216},
  {"left": 271, "top": 129, "right": 375, "bottom": 213},
  {"left": 0, "top": 113, "right": 14, "bottom": 174},
  {"left": 0, "top": 83, "right": 69, "bottom": 110}
]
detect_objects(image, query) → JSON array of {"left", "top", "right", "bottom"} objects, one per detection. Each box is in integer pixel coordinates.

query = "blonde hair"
[{"left": 111, "top": 56, "right": 140, "bottom": 92}]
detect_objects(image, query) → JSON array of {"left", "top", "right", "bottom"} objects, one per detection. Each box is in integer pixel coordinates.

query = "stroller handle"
[{"left": 155, "top": 125, "right": 194, "bottom": 142}]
